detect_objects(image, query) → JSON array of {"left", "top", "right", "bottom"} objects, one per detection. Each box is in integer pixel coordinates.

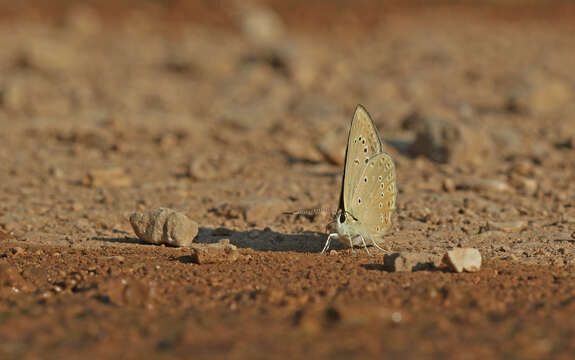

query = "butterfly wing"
[
  {"left": 338, "top": 105, "right": 383, "bottom": 212},
  {"left": 349, "top": 152, "right": 397, "bottom": 241}
]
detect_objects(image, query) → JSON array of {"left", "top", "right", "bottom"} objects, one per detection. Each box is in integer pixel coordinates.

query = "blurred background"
[{"left": 0, "top": 0, "right": 574, "bottom": 244}]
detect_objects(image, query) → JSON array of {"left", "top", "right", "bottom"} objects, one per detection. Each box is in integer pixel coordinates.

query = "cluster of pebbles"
[
  {"left": 130, "top": 207, "right": 481, "bottom": 272},
  {"left": 129, "top": 208, "right": 238, "bottom": 264}
]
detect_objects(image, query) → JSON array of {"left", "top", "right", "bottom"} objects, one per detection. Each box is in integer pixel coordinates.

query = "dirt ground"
[{"left": 1, "top": 1, "right": 575, "bottom": 359}]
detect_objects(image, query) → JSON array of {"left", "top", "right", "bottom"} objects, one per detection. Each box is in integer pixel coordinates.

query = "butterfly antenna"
[
  {"left": 283, "top": 208, "right": 337, "bottom": 216},
  {"left": 344, "top": 210, "right": 358, "bottom": 221},
  {"left": 324, "top": 220, "right": 336, "bottom": 234}
]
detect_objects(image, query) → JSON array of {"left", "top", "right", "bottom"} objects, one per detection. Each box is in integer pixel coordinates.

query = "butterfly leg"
[
  {"left": 321, "top": 233, "right": 339, "bottom": 253},
  {"left": 359, "top": 235, "right": 371, "bottom": 256},
  {"left": 348, "top": 237, "right": 355, "bottom": 254},
  {"left": 372, "top": 241, "right": 391, "bottom": 254}
]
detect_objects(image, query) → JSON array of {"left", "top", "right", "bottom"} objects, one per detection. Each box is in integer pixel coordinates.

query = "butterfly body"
[
  {"left": 322, "top": 105, "right": 397, "bottom": 253},
  {"left": 333, "top": 209, "right": 370, "bottom": 247}
]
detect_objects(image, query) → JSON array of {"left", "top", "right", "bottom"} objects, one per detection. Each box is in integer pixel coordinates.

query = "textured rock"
[
  {"left": 444, "top": 248, "right": 482, "bottom": 273},
  {"left": 189, "top": 240, "right": 239, "bottom": 264},
  {"left": 384, "top": 252, "right": 440, "bottom": 272},
  {"left": 130, "top": 208, "right": 198, "bottom": 247}
]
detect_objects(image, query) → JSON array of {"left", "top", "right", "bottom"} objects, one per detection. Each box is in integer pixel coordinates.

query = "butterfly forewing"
[
  {"left": 349, "top": 152, "right": 397, "bottom": 240},
  {"left": 340, "top": 105, "right": 383, "bottom": 212}
]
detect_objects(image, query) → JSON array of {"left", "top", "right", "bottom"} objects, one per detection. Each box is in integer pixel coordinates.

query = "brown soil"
[{"left": 1, "top": 1, "right": 575, "bottom": 359}]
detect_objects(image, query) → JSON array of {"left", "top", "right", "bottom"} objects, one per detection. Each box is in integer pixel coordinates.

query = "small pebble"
[
  {"left": 391, "top": 312, "right": 402, "bottom": 323},
  {"left": 442, "top": 178, "right": 455, "bottom": 192},
  {"left": 48, "top": 166, "right": 64, "bottom": 178},
  {"left": 9, "top": 247, "right": 26, "bottom": 257},
  {"left": 508, "top": 175, "right": 538, "bottom": 195},
  {"left": 510, "top": 159, "right": 533, "bottom": 176},
  {"left": 444, "top": 248, "right": 482, "bottom": 273},
  {"left": 84, "top": 166, "right": 132, "bottom": 187},
  {"left": 189, "top": 240, "right": 239, "bottom": 264},
  {"left": 282, "top": 138, "right": 323, "bottom": 163},
  {"left": 384, "top": 252, "right": 440, "bottom": 272},
  {"left": 487, "top": 220, "right": 527, "bottom": 233},
  {"left": 240, "top": 5, "right": 285, "bottom": 48},
  {"left": 459, "top": 178, "right": 511, "bottom": 193},
  {"left": 188, "top": 154, "right": 243, "bottom": 181}
]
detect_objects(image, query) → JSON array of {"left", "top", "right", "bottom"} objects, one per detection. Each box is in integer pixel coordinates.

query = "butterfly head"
[{"left": 334, "top": 209, "right": 362, "bottom": 240}]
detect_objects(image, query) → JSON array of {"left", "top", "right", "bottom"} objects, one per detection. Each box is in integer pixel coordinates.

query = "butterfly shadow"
[
  {"left": 92, "top": 236, "right": 156, "bottom": 246},
  {"left": 92, "top": 228, "right": 344, "bottom": 253},
  {"left": 192, "top": 227, "right": 346, "bottom": 253}
]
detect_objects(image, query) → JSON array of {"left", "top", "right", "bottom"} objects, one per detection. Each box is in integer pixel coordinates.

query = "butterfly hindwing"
[
  {"left": 349, "top": 152, "right": 397, "bottom": 241},
  {"left": 340, "top": 105, "right": 383, "bottom": 212}
]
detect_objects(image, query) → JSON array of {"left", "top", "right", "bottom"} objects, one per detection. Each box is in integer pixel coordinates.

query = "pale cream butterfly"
[{"left": 322, "top": 105, "right": 397, "bottom": 254}]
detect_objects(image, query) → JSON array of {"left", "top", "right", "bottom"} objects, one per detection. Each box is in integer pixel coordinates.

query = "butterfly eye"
[{"left": 339, "top": 212, "right": 346, "bottom": 223}]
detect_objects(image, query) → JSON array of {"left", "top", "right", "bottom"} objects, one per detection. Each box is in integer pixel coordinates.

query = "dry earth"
[{"left": 0, "top": 1, "right": 575, "bottom": 359}]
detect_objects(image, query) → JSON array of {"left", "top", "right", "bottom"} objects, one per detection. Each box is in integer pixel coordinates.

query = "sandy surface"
[{"left": 0, "top": 1, "right": 574, "bottom": 358}]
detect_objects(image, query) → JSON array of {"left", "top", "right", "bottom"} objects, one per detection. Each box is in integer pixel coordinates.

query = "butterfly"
[{"left": 322, "top": 105, "right": 397, "bottom": 254}]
